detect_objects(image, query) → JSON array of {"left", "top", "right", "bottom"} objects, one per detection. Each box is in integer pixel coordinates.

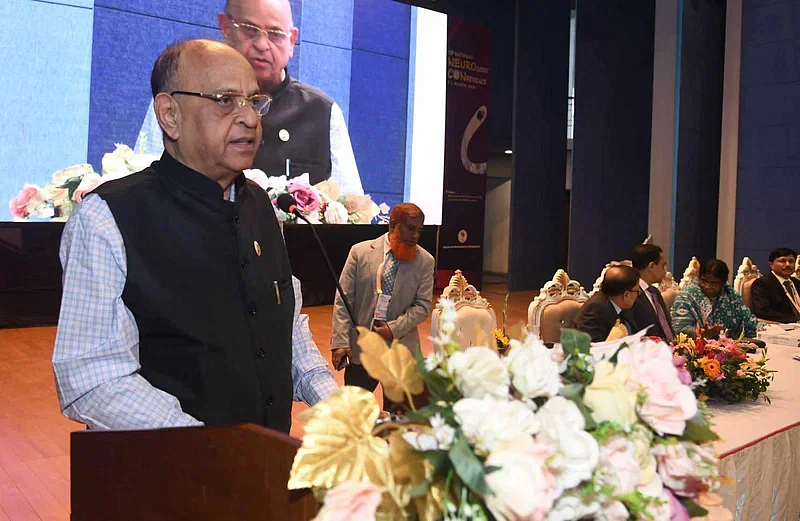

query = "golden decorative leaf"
[
  {"left": 358, "top": 327, "right": 425, "bottom": 402},
  {"left": 388, "top": 431, "right": 444, "bottom": 521},
  {"left": 288, "top": 386, "right": 390, "bottom": 490}
]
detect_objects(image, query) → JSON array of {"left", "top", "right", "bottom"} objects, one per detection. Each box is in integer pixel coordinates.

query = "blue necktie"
[{"left": 381, "top": 252, "right": 400, "bottom": 296}]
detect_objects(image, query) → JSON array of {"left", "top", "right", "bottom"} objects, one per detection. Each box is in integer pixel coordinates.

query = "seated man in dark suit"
[
  {"left": 630, "top": 244, "right": 674, "bottom": 341},
  {"left": 571, "top": 265, "right": 641, "bottom": 342},
  {"left": 750, "top": 247, "right": 800, "bottom": 323}
]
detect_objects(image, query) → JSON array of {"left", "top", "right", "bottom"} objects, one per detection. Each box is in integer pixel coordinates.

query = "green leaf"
[
  {"left": 416, "top": 351, "right": 461, "bottom": 403},
  {"left": 681, "top": 497, "right": 709, "bottom": 517},
  {"left": 560, "top": 328, "right": 592, "bottom": 357},
  {"left": 680, "top": 419, "right": 720, "bottom": 443},
  {"left": 408, "top": 479, "right": 431, "bottom": 498},
  {"left": 448, "top": 434, "right": 492, "bottom": 496}
]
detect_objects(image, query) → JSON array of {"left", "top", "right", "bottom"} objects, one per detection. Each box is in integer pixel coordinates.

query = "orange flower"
[{"left": 702, "top": 359, "right": 722, "bottom": 378}]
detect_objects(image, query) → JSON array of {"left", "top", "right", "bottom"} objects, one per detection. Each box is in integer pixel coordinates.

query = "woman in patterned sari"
[{"left": 672, "top": 259, "right": 758, "bottom": 338}]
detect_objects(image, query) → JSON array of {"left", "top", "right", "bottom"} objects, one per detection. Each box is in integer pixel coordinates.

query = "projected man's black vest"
[
  {"left": 94, "top": 152, "right": 295, "bottom": 433},
  {"left": 253, "top": 71, "right": 333, "bottom": 185}
]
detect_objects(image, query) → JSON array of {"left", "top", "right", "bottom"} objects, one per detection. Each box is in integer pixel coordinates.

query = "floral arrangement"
[
  {"left": 492, "top": 293, "right": 511, "bottom": 353},
  {"left": 244, "top": 170, "right": 389, "bottom": 225},
  {"left": 288, "top": 299, "right": 732, "bottom": 521},
  {"left": 8, "top": 144, "right": 158, "bottom": 222},
  {"left": 670, "top": 333, "right": 774, "bottom": 403}
]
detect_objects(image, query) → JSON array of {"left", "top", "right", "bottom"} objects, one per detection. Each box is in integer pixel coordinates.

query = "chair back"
[
  {"left": 679, "top": 257, "right": 701, "bottom": 289},
  {"left": 588, "top": 260, "right": 633, "bottom": 298},
  {"left": 528, "top": 270, "right": 589, "bottom": 344},
  {"left": 432, "top": 270, "right": 496, "bottom": 350},
  {"left": 658, "top": 271, "right": 680, "bottom": 310},
  {"left": 733, "top": 257, "right": 762, "bottom": 310}
]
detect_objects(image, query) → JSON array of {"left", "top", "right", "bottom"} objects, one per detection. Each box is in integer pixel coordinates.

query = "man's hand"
[
  {"left": 331, "top": 347, "right": 351, "bottom": 370},
  {"left": 701, "top": 324, "right": 724, "bottom": 339},
  {"left": 373, "top": 321, "right": 394, "bottom": 342}
]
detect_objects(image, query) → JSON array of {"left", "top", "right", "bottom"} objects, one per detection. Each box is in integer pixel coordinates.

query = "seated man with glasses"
[
  {"left": 52, "top": 40, "right": 337, "bottom": 431},
  {"left": 570, "top": 265, "right": 642, "bottom": 342},
  {"left": 136, "top": 0, "right": 364, "bottom": 196},
  {"left": 672, "top": 259, "right": 758, "bottom": 338}
]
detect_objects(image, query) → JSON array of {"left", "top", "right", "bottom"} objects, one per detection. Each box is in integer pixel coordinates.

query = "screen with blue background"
[{"left": 2, "top": 0, "right": 446, "bottom": 223}]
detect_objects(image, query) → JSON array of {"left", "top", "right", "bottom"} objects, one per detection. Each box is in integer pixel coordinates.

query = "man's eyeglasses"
[
  {"left": 228, "top": 18, "right": 292, "bottom": 44},
  {"left": 170, "top": 91, "right": 272, "bottom": 116}
]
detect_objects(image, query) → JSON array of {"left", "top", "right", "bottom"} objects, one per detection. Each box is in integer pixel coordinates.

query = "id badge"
[{"left": 374, "top": 293, "right": 392, "bottom": 321}]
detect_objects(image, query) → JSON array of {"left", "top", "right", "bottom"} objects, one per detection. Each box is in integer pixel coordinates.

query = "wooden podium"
[{"left": 70, "top": 423, "right": 318, "bottom": 521}]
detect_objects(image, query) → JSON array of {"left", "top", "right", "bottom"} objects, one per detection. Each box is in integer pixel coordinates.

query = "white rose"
[
  {"left": 582, "top": 360, "right": 637, "bottom": 428},
  {"left": 453, "top": 395, "right": 540, "bottom": 453},
  {"left": 448, "top": 347, "right": 510, "bottom": 399},
  {"left": 126, "top": 152, "right": 158, "bottom": 173},
  {"left": 324, "top": 200, "right": 349, "bottom": 224},
  {"left": 536, "top": 396, "right": 599, "bottom": 492},
  {"left": 402, "top": 430, "right": 439, "bottom": 451},
  {"left": 484, "top": 436, "right": 558, "bottom": 521},
  {"left": 505, "top": 335, "right": 562, "bottom": 399},
  {"left": 102, "top": 148, "right": 133, "bottom": 179},
  {"left": 547, "top": 493, "right": 600, "bottom": 521}
]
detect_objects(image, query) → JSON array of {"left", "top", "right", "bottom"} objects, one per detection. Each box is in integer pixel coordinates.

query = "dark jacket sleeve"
[
  {"left": 750, "top": 277, "right": 787, "bottom": 322},
  {"left": 571, "top": 300, "right": 613, "bottom": 343}
]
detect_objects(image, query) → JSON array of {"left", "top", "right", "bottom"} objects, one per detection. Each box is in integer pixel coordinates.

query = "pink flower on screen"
[
  {"left": 288, "top": 183, "right": 321, "bottom": 213},
  {"left": 9, "top": 184, "right": 44, "bottom": 219}
]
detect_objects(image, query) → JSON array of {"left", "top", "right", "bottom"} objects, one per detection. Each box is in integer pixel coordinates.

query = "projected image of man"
[{"left": 136, "top": 0, "right": 364, "bottom": 195}]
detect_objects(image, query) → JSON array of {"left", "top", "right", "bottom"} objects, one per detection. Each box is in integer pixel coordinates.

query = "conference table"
[{"left": 710, "top": 325, "right": 800, "bottom": 520}]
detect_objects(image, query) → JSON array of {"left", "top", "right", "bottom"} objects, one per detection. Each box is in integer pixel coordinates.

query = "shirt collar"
[
  {"left": 773, "top": 271, "right": 790, "bottom": 285},
  {"left": 382, "top": 233, "right": 391, "bottom": 257},
  {"left": 610, "top": 299, "right": 623, "bottom": 315},
  {"left": 156, "top": 151, "right": 246, "bottom": 204},
  {"left": 639, "top": 279, "right": 651, "bottom": 292}
]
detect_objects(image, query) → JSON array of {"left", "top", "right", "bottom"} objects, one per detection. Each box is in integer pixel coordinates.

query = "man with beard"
[
  {"left": 330, "top": 203, "right": 435, "bottom": 397},
  {"left": 136, "top": 0, "right": 363, "bottom": 194}
]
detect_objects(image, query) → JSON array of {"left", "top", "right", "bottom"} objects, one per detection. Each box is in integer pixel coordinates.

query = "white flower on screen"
[
  {"left": 504, "top": 335, "right": 562, "bottom": 399},
  {"left": 448, "top": 347, "right": 509, "bottom": 399},
  {"left": 453, "top": 395, "right": 540, "bottom": 454},
  {"left": 379, "top": 202, "right": 390, "bottom": 214},
  {"left": 535, "top": 396, "right": 599, "bottom": 493},
  {"left": 50, "top": 163, "right": 94, "bottom": 186},
  {"left": 324, "top": 200, "right": 349, "bottom": 224},
  {"left": 429, "top": 414, "right": 456, "bottom": 449},
  {"left": 126, "top": 152, "right": 158, "bottom": 173},
  {"left": 102, "top": 144, "right": 134, "bottom": 179}
]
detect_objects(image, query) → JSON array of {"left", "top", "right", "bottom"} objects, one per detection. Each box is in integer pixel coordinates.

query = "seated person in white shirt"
[
  {"left": 136, "top": 0, "right": 364, "bottom": 195},
  {"left": 750, "top": 247, "right": 800, "bottom": 323},
  {"left": 630, "top": 243, "right": 674, "bottom": 340}
]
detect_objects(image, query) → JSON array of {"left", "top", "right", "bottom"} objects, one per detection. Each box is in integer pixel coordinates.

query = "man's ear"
[
  {"left": 154, "top": 93, "right": 180, "bottom": 141},
  {"left": 218, "top": 12, "right": 232, "bottom": 42},
  {"left": 288, "top": 27, "right": 299, "bottom": 59}
]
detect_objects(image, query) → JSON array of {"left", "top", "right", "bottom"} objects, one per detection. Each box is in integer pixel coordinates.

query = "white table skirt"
[{"left": 710, "top": 329, "right": 800, "bottom": 521}]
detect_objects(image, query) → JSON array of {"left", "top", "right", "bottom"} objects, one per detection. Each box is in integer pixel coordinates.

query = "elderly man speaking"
[{"left": 53, "top": 40, "right": 337, "bottom": 432}]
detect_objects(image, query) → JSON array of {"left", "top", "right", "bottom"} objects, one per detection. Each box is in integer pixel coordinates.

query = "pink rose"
[
  {"left": 617, "top": 339, "right": 697, "bottom": 436},
  {"left": 672, "top": 356, "right": 692, "bottom": 386},
  {"left": 317, "top": 481, "right": 383, "bottom": 521},
  {"left": 9, "top": 184, "right": 44, "bottom": 219},
  {"left": 288, "top": 183, "right": 321, "bottom": 213},
  {"left": 667, "top": 489, "right": 690, "bottom": 521},
  {"left": 485, "top": 436, "right": 557, "bottom": 521},
  {"left": 600, "top": 436, "right": 641, "bottom": 494},
  {"left": 652, "top": 442, "right": 717, "bottom": 497}
]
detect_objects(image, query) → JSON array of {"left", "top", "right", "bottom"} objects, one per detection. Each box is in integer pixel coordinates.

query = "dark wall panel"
[
  {"left": 673, "top": 0, "right": 726, "bottom": 270},
  {"left": 507, "top": 0, "right": 571, "bottom": 290},
  {"left": 735, "top": 0, "right": 800, "bottom": 267},
  {"left": 568, "top": 0, "right": 655, "bottom": 286}
]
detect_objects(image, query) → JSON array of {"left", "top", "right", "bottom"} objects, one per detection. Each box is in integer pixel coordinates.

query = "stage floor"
[{"left": 0, "top": 282, "right": 536, "bottom": 520}]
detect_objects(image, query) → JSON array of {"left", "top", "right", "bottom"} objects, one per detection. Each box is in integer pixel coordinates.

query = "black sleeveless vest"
[
  {"left": 94, "top": 152, "right": 295, "bottom": 432},
  {"left": 253, "top": 71, "right": 333, "bottom": 185}
]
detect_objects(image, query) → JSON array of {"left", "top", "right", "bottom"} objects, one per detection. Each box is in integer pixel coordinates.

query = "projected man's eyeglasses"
[
  {"left": 170, "top": 91, "right": 272, "bottom": 117},
  {"left": 228, "top": 18, "right": 292, "bottom": 44}
]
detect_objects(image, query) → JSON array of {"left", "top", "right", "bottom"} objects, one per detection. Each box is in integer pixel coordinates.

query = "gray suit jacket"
[{"left": 331, "top": 234, "right": 435, "bottom": 364}]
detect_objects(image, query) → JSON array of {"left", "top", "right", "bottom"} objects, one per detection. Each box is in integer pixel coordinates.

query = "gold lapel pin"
[{"left": 254, "top": 240, "right": 262, "bottom": 256}]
